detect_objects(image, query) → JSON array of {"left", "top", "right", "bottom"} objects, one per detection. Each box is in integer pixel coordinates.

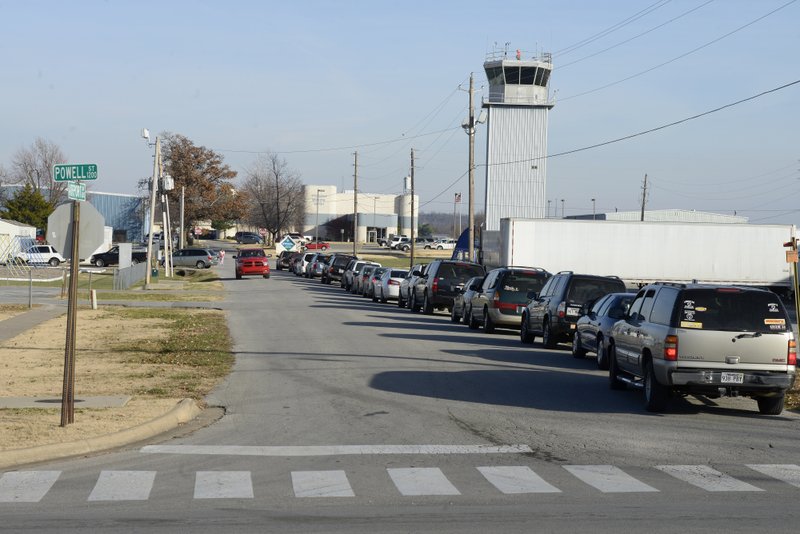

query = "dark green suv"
[{"left": 521, "top": 271, "right": 626, "bottom": 348}]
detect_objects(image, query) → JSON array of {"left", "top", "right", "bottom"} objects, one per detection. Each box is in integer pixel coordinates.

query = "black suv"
[
  {"left": 409, "top": 260, "right": 485, "bottom": 314},
  {"left": 521, "top": 271, "right": 626, "bottom": 348},
  {"left": 322, "top": 253, "right": 356, "bottom": 285}
]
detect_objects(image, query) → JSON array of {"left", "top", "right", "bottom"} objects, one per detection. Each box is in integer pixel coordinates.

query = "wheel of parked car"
[
  {"left": 608, "top": 344, "right": 626, "bottom": 390},
  {"left": 49, "top": 257, "right": 60, "bottom": 267},
  {"left": 436, "top": 245, "right": 443, "bottom": 250},
  {"left": 643, "top": 359, "right": 669, "bottom": 412},
  {"left": 196, "top": 261, "right": 205, "bottom": 269},
  {"left": 422, "top": 292, "right": 434, "bottom": 315},
  {"left": 571, "top": 332, "right": 587, "bottom": 358},
  {"left": 409, "top": 292, "right": 419, "bottom": 312},
  {"left": 467, "top": 308, "right": 480, "bottom": 329},
  {"left": 483, "top": 309, "right": 496, "bottom": 334},
  {"left": 462, "top": 304, "right": 471, "bottom": 326},
  {"left": 596, "top": 337, "right": 609, "bottom": 370},
  {"left": 235, "top": 272, "right": 242, "bottom": 279},
  {"left": 263, "top": 273, "right": 270, "bottom": 279},
  {"left": 541, "top": 318, "right": 557, "bottom": 349},
  {"left": 397, "top": 292, "right": 405, "bottom": 308},
  {"left": 94, "top": 258, "right": 105, "bottom": 268},
  {"left": 520, "top": 314, "right": 534, "bottom": 344},
  {"left": 756, "top": 394, "right": 786, "bottom": 415},
  {"left": 450, "top": 306, "right": 460, "bottom": 323},
  {"left": 380, "top": 289, "right": 388, "bottom": 304}
]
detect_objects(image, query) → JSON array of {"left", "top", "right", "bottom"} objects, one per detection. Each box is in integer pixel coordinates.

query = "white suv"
[
  {"left": 15, "top": 245, "right": 66, "bottom": 267},
  {"left": 389, "top": 235, "right": 409, "bottom": 249}
]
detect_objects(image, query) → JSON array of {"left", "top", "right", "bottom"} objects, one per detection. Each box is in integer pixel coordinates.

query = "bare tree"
[
  {"left": 9, "top": 138, "right": 68, "bottom": 206},
  {"left": 242, "top": 153, "right": 305, "bottom": 243}
]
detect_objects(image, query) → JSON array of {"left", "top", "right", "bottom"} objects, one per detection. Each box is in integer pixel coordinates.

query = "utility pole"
[
  {"left": 640, "top": 173, "right": 648, "bottom": 221},
  {"left": 561, "top": 199, "right": 565, "bottom": 218},
  {"left": 179, "top": 187, "right": 185, "bottom": 249},
  {"left": 410, "top": 148, "right": 416, "bottom": 269},
  {"left": 353, "top": 151, "right": 358, "bottom": 256},
  {"left": 592, "top": 198, "right": 596, "bottom": 220},
  {"left": 145, "top": 136, "right": 161, "bottom": 286},
  {"left": 467, "top": 72, "right": 476, "bottom": 262},
  {"left": 315, "top": 188, "right": 324, "bottom": 243}
]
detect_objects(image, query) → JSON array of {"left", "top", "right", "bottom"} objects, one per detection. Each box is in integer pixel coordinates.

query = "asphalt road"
[{"left": 2, "top": 259, "right": 800, "bottom": 533}]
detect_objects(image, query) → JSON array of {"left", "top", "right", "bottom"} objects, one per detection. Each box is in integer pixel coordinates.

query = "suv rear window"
[
  {"left": 567, "top": 278, "right": 625, "bottom": 304},
  {"left": 436, "top": 263, "right": 484, "bottom": 280},
  {"left": 499, "top": 272, "right": 549, "bottom": 304},
  {"left": 676, "top": 288, "right": 789, "bottom": 333}
]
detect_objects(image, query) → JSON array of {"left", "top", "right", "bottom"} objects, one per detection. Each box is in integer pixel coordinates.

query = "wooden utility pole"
[
  {"left": 410, "top": 148, "right": 416, "bottom": 269},
  {"left": 353, "top": 151, "right": 358, "bottom": 256},
  {"left": 468, "top": 72, "right": 476, "bottom": 262},
  {"left": 145, "top": 137, "right": 161, "bottom": 286},
  {"left": 640, "top": 173, "right": 648, "bottom": 221}
]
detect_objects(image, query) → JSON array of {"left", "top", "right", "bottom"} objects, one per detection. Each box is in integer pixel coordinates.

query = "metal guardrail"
[{"left": 113, "top": 262, "right": 148, "bottom": 290}]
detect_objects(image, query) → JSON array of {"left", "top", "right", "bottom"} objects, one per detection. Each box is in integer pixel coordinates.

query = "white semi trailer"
[{"left": 480, "top": 218, "right": 796, "bottom": 294}]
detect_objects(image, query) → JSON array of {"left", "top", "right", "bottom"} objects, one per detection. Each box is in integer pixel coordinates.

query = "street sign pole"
[
  {"left": 53, "top": 162, "right": 96, "bottom": 426},
  {"left": 60, "top": 199, "right": 80, "bottom": 426}
]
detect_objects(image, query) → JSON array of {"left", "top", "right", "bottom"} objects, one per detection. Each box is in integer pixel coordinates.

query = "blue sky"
[{"left": 1, "top": 0, "right": 798, "bottom": 223}]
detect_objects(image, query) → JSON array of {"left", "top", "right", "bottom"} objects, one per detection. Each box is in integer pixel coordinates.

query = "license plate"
[
  {"left": 566, "top": 307, "right": 581, "bottom": 317},
  {"left": 721, "top": 372, "right": 744, "bottom": 384}
]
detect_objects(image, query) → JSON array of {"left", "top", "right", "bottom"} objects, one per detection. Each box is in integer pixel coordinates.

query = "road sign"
[
  {"left": 67, "top": 182, "right": 86, "bottom": 201},
  {"left": 280, "top": 236, "right": 296, "bottom": 251},
  {"left": 53, "top": 163, "right": 98, "bottom": 182}
]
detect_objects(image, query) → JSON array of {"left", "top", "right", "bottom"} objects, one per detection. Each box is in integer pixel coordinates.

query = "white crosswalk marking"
[
  {"left": 194, "top": 471, "right": 254, "bottom": 499},
  {"left": 746, "top": 464, "right": 800, "bottom": 488},
  {"left": 88, "top": 470, "right": 156, "bottom": 501},
  {"left": 0, "top": 471, "right": 61, "bottom": 503},
  {"left": 563, "top": 465, "right": 659, "bottom": 493},
  {"left": 292, "top": 470, "right": 355, "bottom": 497},
  {"left": 477, "top": 466, "right": 561, "bottom": 494},
  {"left": 388, "top": 467, "right": 460, "bottom": 496},
  {"left": 655, "top": 465, "right": 763, "bottom": 492}
]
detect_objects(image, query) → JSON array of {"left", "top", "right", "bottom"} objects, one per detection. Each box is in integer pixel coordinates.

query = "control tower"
[{"left": 482, "top": 50, "right": 554, "bottom": 231}]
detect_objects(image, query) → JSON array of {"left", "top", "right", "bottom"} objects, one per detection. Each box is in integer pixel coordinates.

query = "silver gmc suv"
[{"left": 607, "top": 283, "right": 796, "bottom": 414}]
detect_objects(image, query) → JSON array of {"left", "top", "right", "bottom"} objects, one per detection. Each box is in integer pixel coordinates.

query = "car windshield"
[
  {"left": 676, "top": 288, "right": 789, "bottom": 333},
  {"left": 238, "top": 249, "right": 265, "bottom": 258},
  {"left": 499, "top": 273, "right": 549, "bottom": 304},
  {"left": 567, "top": 278, "right": 624, "bottom": 305}
]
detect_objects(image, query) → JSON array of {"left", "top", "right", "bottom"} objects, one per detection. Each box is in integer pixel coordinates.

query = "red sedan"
[
  {"left": 304, "top": 240, "right": 330, "bottom": 251},
  {"left": 235, "top": 248, "right": 271, "bottom": 279}
]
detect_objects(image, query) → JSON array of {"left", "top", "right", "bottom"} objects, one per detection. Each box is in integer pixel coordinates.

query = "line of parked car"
[{"left": 275, "top": 252, "right": 797, "bottom": 416}]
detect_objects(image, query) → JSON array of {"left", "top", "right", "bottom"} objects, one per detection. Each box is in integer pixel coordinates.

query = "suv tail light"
[
  {"left": 788, "top": 340, "right": 797, "bottom": 366},
  {"left": 432, "top": 277, "right": 439, "bottom": 294},
  {"left": 556, "top": 301, "right": 566, "bottom": 318},
  {"left": 664, "top": 335, "right": 679, "bottom": 361},
  {"left": 389, "top": 279, "right": 400, "bottom": 286},
  {"left": 491, "top": 292, "right": 515, "bottom": 310}
]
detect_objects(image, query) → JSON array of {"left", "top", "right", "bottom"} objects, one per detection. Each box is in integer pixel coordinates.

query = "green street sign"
[
  {"left": 67, "top": 182, "right": 86, "bottom": 201},
  {"left": 53, "top": 163, "right": 98, "bottom": 182}
]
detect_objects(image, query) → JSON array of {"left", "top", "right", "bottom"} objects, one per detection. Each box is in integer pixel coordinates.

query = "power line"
[
  {"left": 554, "top": 0, "right": 672, "bottom": 57},
  {"left": 557, "top": 0, "right": 715, "bottom": 70},
  {"left": 560, "top": 0, "right": 797, "bottom": 101},
  {"left": 485, "top": 78, "right": 800, "bottom": 168}
]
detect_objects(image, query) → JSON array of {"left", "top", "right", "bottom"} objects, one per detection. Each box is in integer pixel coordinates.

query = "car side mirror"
[
  {"left": 412, "top": 270, "right": 421, "bottom": 276},
  {"left": 232, "top": 255, "right": 238, "bottom": 259}
]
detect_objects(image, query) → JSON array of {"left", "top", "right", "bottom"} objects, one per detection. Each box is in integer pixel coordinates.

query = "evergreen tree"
[{"left": 1, "top": 184, "right": 53, "bottom": 229}]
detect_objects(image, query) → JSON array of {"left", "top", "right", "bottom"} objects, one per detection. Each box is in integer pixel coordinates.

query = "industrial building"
[{"left": 302, "top": 185, "right": 418, "bottom": 243}]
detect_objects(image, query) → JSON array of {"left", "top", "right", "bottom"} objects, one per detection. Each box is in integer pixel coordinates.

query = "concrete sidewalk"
[{"left": 0, "top": 304, "right": 65, "bottom": 343}]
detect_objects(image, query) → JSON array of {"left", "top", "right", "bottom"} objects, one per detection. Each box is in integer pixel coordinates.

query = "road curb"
[{"left": 0, "top": 398, "right": 201, "bottom": 470}]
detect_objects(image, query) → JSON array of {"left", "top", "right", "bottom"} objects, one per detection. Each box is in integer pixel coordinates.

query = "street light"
[
  {"left": 560, "top": 199, "right": 565, "bottom": 219},
  {"left": 592, "top": 198, "right": 596, "bottom": 220},
  {"left": 315, "top": 188, "right": 325, "bottom": 243}
]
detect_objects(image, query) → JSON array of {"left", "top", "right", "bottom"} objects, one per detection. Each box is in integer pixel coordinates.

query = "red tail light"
[
  {"left": 432, "top": 277, "right": 439, "bottom": 293},
  {"left": 490, "top": 292, "right": 516, "bottom": 310},
  {"left": 556, "top": 301, "right": 566, "bottom": 318},
  {"left": 329, "top": 266, "right": 334, "bottom": 273},
  {"left": 389, "top": 279, "right": 400, "bottom": 286},
  {"left": 788, "top": 340, "right": 797, "bottom": 366},
  {"left": 664, "top": 335, "right": 679, "bottom": 361}
]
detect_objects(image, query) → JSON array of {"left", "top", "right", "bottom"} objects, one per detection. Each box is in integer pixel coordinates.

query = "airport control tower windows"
[
  {"left": 486, "top": 66, "right": 503, "bottom": 86},
  {"left": 504, "top": 66, "right": 520, "bottom": 84},
  {"left": 520, "top": 67, "right": 536, "bottom": 85},
  {"left": 536, "top": 69, "right": 550, "bottom": 87}
]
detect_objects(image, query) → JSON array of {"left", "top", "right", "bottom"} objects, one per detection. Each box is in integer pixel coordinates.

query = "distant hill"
[{"left": 418, "top": 211, "right": 484, "bottom": 239}]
